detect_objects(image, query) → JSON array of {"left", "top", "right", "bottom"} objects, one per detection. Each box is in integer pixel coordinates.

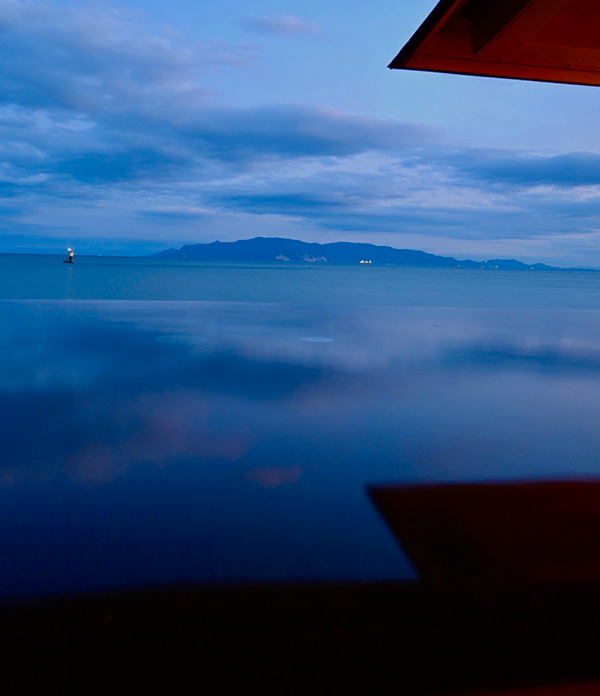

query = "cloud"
[
  {"left": 177, "top": 105, "right": 431, "bottom": 163},
  {"left": 58, "top": 148, "right": 193, "bottom": 184},
  {"left": 217, "top": 193, "right": 348, "bottom": 218},
  {"left": 200, "top": 143, "right": 600, "bottom": 248},
  {"left": 0, "top": 100, "right": 431, "bottom": 185},
  {"left": 244, "top": 15, "right": 320, "bottom": 37},
  {"left": 429, "top": 146, "right": 600, "bottom": 191},
  {"left": 0, "top": 301, "right": 350, "bottom": 481},
  {"left": 0, "top": 0, "right": 431, "bottom": 184},
  {"left": 456, "top": 151, "right": 600, "bottom": 188},
  {"left": 450, "top": 342, "right": 600, "bottom": 373},
  {"left": 0, "top": 1, "right": 254, "bottom": 116},
  {"left": 2, "top": 0, "right": 600, "bottom": 262},
  {"left": 138, "top": 206, "right": 215, "bottom": 221},
  {"left": 7, "top": 298, "right": 600, "bottom": 488}
]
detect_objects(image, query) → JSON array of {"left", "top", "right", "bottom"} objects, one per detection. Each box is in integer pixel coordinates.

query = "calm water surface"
[{"left": 2, "top": 254, "right": 600, "bottom": 598}]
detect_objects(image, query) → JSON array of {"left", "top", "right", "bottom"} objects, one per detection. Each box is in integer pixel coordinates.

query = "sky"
[{"left": 2, "top": 0, "right": 600, "bottom": 265}]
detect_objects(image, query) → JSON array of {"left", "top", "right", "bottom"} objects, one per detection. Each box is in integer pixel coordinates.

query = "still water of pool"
[{"left": 2, "top": 256, "right": 600, "bottom": 597}]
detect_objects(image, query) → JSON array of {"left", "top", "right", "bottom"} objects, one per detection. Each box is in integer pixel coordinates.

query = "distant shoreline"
[
  {"left": 2, "top": 243, "right": 599, "bottom": 272},
  {"left": 148, "top": 236, "right": 562, "bottom": 271}
]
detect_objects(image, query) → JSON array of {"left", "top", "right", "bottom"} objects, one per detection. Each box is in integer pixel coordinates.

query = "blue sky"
[{"left": 2, "top": 0, "right": 600, "bottom": 265}]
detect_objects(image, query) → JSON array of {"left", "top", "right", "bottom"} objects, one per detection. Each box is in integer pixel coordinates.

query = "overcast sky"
[{"left": 2, "top": 0, "right": 600, "bottom": 264}]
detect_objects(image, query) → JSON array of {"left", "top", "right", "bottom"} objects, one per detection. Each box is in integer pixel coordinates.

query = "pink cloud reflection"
[{"left": 245, "top": 465, "right": 302, "bottom": 488}]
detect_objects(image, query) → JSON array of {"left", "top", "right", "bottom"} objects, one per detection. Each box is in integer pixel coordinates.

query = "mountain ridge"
[{"left": 149, "top": 237, "right": 556, "bottom": 270}]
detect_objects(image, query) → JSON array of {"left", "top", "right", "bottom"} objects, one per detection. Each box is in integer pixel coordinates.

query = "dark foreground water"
[{"left": 3, "top": 254, "right": 600, "bottom": 598}]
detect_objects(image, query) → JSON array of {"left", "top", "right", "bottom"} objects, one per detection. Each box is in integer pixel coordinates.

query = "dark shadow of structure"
[{"left": 3, "top": 479, "right": 600, "bottom": 694}]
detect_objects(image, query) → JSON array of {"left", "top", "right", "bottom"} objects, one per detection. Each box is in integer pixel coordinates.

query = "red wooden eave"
[{"left": 390, "top": 0, "right": 600, "bottom": 86}]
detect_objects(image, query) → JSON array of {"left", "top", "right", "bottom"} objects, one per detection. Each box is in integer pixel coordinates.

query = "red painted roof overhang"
[{"left": 390, "top": 0, "right": 600, "bottom": 86}]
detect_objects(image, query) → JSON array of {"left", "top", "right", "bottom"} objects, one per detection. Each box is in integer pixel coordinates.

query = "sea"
[{"left": 3, "top": 253, "right": 600, "bottom": 598}]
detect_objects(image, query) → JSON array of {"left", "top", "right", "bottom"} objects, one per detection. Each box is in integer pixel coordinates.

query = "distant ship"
[
  {"left": 63, "top": 247, "right": 74, "bottom": 264},
  {"left": 359, "top": 259, "right": 372, "bottom": 264}
]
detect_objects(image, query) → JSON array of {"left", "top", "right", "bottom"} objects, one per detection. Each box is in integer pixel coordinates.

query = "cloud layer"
[{"left": 1, "top": 0, "right": 600, "bottom": 264}]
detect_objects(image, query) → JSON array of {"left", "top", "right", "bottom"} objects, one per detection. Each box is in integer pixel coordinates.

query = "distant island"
[{"left": 149, "top": 237, "right": 555, "bottom": 270}]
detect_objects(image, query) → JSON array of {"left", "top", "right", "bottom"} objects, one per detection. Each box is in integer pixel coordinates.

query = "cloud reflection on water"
[
  {"left": 3, "top": 301, "right": 600, "bottom": 487},
  {"left": 3, "top": 300, "right": 600, "bottom": 594}
]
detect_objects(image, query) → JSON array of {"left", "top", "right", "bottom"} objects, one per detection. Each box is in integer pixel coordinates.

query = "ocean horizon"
[{"left": 2, "top": 251, "right": 600, "bottom": 306}]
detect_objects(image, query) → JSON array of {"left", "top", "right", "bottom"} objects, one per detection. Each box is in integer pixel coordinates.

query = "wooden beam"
[
  {"left": 388, "top": 0, "right": 471, "bottom": 69},
  {"left": 475, "top": 0, "right": 574, "bottom": 60}
]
